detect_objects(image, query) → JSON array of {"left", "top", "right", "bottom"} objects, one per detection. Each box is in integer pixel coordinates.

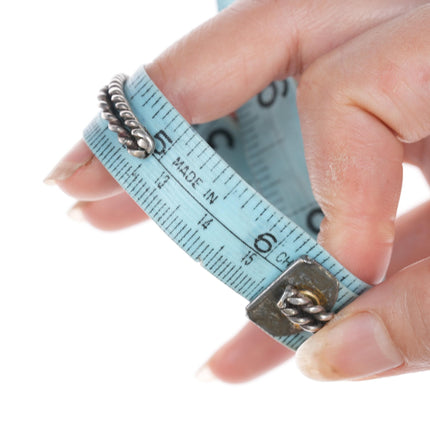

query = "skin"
[{"left": 47, "top": 0, "right": 430, "bottom": 382}]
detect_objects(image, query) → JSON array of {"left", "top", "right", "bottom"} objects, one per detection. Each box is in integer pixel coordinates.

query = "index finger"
[
  {"left": 49, "top": 0, "right": 422, "bottom": 200},
  {"left": 146, "top": 0, "right": 424, "bottom": 124},
  {"left": 297, "top": 6, "right": 430, "bottom": 284}
]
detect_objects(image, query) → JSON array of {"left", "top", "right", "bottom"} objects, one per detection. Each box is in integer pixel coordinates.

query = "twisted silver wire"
[
  {"left": 277, "top": 285, "right": 334, "bottom": 333},
  {"left": 98, "top": 73, "right": 155, "bottom": 159}
]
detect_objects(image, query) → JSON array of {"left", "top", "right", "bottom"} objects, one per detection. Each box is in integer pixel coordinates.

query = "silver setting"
[
  {"left": 98, "top": 73, "right": 155, "bottom": 159},
  {"left": 277, "top": 285, "right": 334, "bottom": 333},
  {"left": 246, "top": 256, "right": 339, "bottom": 337}
]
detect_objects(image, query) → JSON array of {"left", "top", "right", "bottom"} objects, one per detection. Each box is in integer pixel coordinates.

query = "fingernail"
[
  {"left": 296, "top": 312, "right": 403, "bottom": 381},
  {"left": 67, "top": 202, "right": 86, "bottom": 222},
  {"left": 195, "top": 363, "right": 217, "bottom": 382},
  {"left": 44, "top": 140, "right": 94, "bottom": 185}
]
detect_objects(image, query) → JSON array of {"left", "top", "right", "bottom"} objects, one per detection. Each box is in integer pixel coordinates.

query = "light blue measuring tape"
[{"left": 83, "top": 0, "right": 370, "bottom": 350}]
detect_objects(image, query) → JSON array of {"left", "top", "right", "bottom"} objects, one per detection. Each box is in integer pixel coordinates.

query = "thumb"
[
  {"left": 297, "top": 6, "right": 430, "bottom": 284},
  {"left": 296, "top": 257, "right": 430, "bottom": 380}
]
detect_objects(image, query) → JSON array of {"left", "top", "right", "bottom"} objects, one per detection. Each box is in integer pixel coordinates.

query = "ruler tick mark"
[
  {"left": 161, "top": 106, "right": 174, "bottom": 120},
  {"left": 200, "top": 152, "right": 215, "bottom": 170},
  {"left": 223, "top": 179, "right": 241, "bottom": 200},
  {"left": 178, "top": 227, "right": 192, "bottom": 245},
  {"left": 210, "top": 159, "right": 222, "bottom": 172},
  {"left": 213, "top": 166, "right": 229, "bottom": 183},
  {"left": 152, "top": 101, "right": 168, "bottom": 119},
  {"left": 197, "top": 244, "right": 209, "bottom": 262},
  {"left": 222, "top": 265, "right": 236, "bottom": 283},
  {"left": 165, "top": 113, "right": 180, "bottom": 130},
  {"left": 172, "top": 223, "right": 187, "bottom": 241},
  {"left": 202, "top": 247, "right": 215, "bottom": 263},
  {"left": 151, "top": 96, "right": 162, "bottom": 109},
  {"left": 213, "top": 257, "right": 228, "bottom": 276},
  {"left": 154, "top": 203, "right": 168, "bottom": 222},
  {"left": 191, "top": 239, "right": 205, "bottom": 260},
  {"left": 142, "top": 91, "right": 156, "bottom": 107},
  {"left": 140, "top": 86, "right": 153, "bottom": 102},
  {"left": 241, "top": 193, "right": 255, "bottom": 209},
  {"left": 226, "top": 266, "right": 241, "bottom": 284},
  {"left": 186, "top": 234, "right": 201, "bottom": 254},
  {"left": 217, "top": 261, "right": 231, "bottom": 279},
  {"left": 165, "top": 215, "right": 179, "bottom": 233},
  {"left": 295, "top": 237, "right": 311, "bottom": 253},
  {"left": 147, "top": 196, "right": 162, "bottom": 214}
]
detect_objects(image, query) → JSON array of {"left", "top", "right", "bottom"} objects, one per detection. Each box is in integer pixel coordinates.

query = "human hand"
[{"left": 45, "top": 0, "right": 430, "bottom": 382}]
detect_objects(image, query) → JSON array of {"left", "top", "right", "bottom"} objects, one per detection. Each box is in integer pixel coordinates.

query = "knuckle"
[
  {"left": 375, "top": 61, "right": 403, "bottom": 103},
  {"left": 296, "top": 57, "right": 343, "bottom": 113},
  {"left": 376, "top": 59, "right": 430, "bottom": 143},
  {"left": 296, "top": 66, "right": 322, "bottom": 108},
  {"left": 373, "top": 10, "right": 430, "bottom": 142}
]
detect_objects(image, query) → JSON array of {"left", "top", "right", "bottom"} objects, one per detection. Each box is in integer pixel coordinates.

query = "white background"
[{"left": 1, "top": 1, "right": 429, "bottom": 429}]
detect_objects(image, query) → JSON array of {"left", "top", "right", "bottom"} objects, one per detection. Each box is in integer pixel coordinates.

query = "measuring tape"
[{"left": 83, "top": 0, "right": 370, "bottom": 350}]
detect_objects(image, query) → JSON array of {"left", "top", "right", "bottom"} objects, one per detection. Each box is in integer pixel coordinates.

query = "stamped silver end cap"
[{"left": 246, "top": 256, "right": 339, "bottom": 337}]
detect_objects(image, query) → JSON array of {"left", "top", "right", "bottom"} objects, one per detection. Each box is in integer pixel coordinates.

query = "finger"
[
  {"left": 174, "top": 4, "right": 429, "bottom": 383},
  {"left": 296, "top": 256, "right": 430, "bottom": 380},
  {"left": 44, "top": 140, "right": 123, "bottom": 201},
  {"left": 46, "top": 0, "right": 424, "bottom": 199},
  {"left": 146, "top": 0, "right": 425, "bottom": 124},
  {"left": 68, "top": 192, "right": 148, "bottom": 231},
  {"left": 199, "top": 323, "right": 293, "bottom": 383},
  {"left": 202, "top": 199, "right": 430, "bottom": 383},
  {"left": 388, "top": 200, "right": 430, "bottom": 275},
  {"left": 297, "top": 5, "right": 430, "bottom": 284}
]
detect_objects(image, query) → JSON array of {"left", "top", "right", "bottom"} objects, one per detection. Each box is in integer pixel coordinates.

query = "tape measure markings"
[
  {"left": 87, "top": 118, "right": 284, "bottom": 286},
  {"left": 84, "top": 63, "right": 369, "bottom": 351}
]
